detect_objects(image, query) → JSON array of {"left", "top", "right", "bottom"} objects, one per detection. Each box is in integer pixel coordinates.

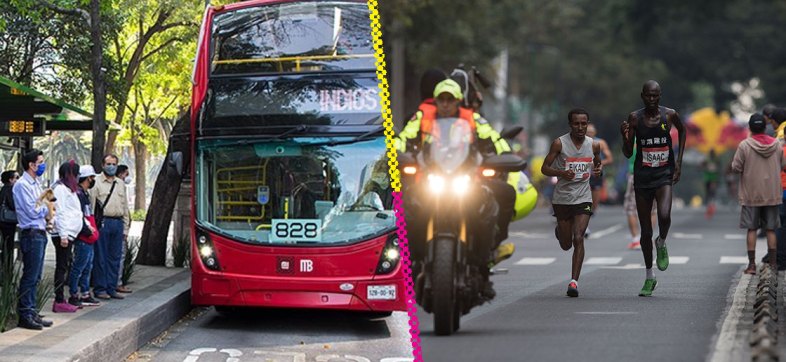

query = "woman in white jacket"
[{"left": 51, "top": 161, "right": 85, "bottom": 313}]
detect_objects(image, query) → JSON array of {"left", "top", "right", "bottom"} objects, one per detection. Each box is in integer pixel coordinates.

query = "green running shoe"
[
  {"left": 656, "top": 242, "right": 669, "bottom": 271},
  {"left": 638, "top": 278, "right": 658, "bottom": 297}
]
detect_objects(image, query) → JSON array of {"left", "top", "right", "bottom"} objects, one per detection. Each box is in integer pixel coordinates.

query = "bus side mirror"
[{"left": 168, "top": 151, "right": 183, "bottom": 176}]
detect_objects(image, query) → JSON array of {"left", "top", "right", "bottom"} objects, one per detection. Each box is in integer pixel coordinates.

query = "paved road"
[
  {"left": 417, "top": 205, "right": 756, "bottom": 361},
  {"left": 131, "top": 308, "right": 414, "bottom": 362}
]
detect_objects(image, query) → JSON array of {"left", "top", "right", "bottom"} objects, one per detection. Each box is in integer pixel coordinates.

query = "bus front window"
[{"left": 195, "top": 136, "right": 394, "bottom": 245}]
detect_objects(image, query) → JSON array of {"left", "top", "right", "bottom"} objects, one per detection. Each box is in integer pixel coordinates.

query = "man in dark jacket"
[{"left": 0, "top": 170, "right": 18, "bottom": 271}]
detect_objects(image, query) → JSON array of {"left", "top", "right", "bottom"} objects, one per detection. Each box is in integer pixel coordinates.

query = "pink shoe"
[
  {"left": 628, "top": 241, "right": 641, "bottom": 250},
  {"left": 52, "top": 301, "right": 78, "bottom": 313}
]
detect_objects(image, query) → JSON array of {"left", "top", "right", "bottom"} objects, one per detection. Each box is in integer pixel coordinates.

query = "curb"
[
  {"left": 0, "top": 270, "right": 191, "bottom": 362},
  {"left": 751, "top": 265, "right": 779, "bottom": 362}
]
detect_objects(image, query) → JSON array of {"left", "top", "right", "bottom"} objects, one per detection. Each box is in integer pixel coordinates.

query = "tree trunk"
[
  {"left": 137, "top": 110, "right": 190, "bottom": 266},
  {"left": 133, "top": 140, "right": 147, "bottom": 211},
  {"left": 89, "top": 0, "right": 107, "bottom": 171},
  {"left": 105, "top": 130, "right": 118, "bottom": 155}
]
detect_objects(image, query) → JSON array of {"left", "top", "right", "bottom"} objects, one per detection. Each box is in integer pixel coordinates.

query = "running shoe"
[
  {"left": 492, "top": 243, "right": 516, "bottom": 266},
  {"left": 638, "top": 278, "right": 657, "bottom": 297},
  {"left": 627, "top": 241, "right": 641, "bottom": 250},
  {"left": 655, "top": 237, "right": 669, "bottom": 271},
  {"left": 744, "top": 264, "right": 756, "bottom": 275},
  {"left": 567, "top": 281, "right": 579, "bottom": 297}
]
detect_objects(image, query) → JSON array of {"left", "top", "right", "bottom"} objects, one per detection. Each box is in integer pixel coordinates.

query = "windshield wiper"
[
  {"left": 311, "top": 126, "right": 384, "bottom": 147},
  {"left": 270, "top": 124, "right": 309, "bottom": 140}
]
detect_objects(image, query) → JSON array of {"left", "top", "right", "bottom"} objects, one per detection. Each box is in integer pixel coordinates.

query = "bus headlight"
[
  {"left": 452, "top": 174, "right": 470, "bottom": 195},
  {"left": 376, "top": 236, "right": 401, "bottom": 275},
  {"left": 196, "top": 232, "right": 221, "bottom": 271}
]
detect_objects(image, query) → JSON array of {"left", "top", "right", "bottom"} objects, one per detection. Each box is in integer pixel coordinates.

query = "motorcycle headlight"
[
  {"left": 452, "top": 174, "right": 470, "bottom": 195},
  {"left": 427, "top": 174, "right": 445, "bottom": 194}
]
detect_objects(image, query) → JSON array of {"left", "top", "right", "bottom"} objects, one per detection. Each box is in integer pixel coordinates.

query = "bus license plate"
[
  {"left": 367, "top": 285, "right": 396, "bottom": 300},
  {"left": 270, "top": 219, "right": 322, "bottom": 242}
]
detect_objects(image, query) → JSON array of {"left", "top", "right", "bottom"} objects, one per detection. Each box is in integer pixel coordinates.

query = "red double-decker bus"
[{"left": 188, "top": 0, "right": 404, "bottom": 314}]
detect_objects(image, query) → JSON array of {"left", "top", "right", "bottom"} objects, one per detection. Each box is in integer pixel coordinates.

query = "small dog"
[{"left": 37, "top": 189, "right": 56, "bottom": 232}]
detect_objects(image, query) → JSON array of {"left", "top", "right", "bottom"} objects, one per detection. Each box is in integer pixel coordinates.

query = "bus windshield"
[
  {"left": 195, "top": 136, "right": 394, "bottom": 245},
  {"left": 211, "top": 1, "right": 374, "bottom": 75}
]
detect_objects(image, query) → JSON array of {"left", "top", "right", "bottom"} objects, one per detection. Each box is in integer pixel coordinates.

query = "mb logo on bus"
[{"left": 300, "top": 259, "right": 314, "bottom": 273}]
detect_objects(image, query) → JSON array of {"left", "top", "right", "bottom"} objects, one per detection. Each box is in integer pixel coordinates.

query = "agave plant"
[
  {"left": 173, "top": 233, "right": 191, "bottom": 268},
  {"left": 0, "top": 262, "right": 21, "bottom": 332},
  {"left": 122, "top": 237, "right": 140, "bottom": 286}
]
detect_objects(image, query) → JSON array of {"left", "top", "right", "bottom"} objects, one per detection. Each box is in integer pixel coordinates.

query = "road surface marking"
[
  {"left": 575, "top": 312, "right": 638, "bottom": 315},
  {"left": 724, "top": 234, "right": 745, "bottom": 240},
  {"left": 708, "top": 271, "right": 751, "bottom": 362},
  {"left": 588, "top": 224, "right": 624, "bottom": 239},
  {"left": 670, "top": 256, "right": 690, "bottom": 264},
  {"left": 601, "top": 263, "right": 644, "bottom": 270},
  {"left": 515, "top": 257, "right": 556, "bottom": 265},
  {"left": 720, "top": 256, "right": 749, "bottom": 264},
  {"left": 510, "top": 231, "right": 549, "bottom": 239},
  {"left": 585, "top": 257, "right": 622, "bottom": 265},
  {"left": 673, "top": 232, "right": 702, "bottom": 239}
]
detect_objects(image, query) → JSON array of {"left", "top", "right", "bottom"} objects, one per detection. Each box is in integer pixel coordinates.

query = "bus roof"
[{"left": 213, "top": 0, "right": 366, "bottom": 14}]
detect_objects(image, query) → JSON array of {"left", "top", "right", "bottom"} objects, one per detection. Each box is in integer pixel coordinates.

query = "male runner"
[
  {"left": 621, "top": 80, "right": 686, "bottom": 297},
  {"left": 542, "top": 109, "right": 602, "bottom": 298}
]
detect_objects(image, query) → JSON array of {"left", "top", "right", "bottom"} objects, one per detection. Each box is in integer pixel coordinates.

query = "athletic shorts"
[
  {"left": 590, "top": 175, "right": 603, "bottom": 190},
  {"left": 623, "top": 175, "right": 655, "bottom": 216},
  {"left": 552, "top": 202, "right": 593, "bottom": 221},
  {"left": 740, "top": 205, "right": 781, "bottom": 230}
]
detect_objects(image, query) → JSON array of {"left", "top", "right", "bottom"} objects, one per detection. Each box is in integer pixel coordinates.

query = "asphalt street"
[
  {"left": 131, "top": 308, "right": 414, "bottom": 362},
  {"left": 417, "top": 204, "right": 757, "bottom": 362}
]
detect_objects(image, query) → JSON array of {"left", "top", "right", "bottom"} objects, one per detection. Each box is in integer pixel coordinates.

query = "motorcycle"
[{"left": 399, "top": 117, "right": 528, "bottom": 335}]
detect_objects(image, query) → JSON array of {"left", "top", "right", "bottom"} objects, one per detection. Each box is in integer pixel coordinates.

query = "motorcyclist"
[{"left": 398, "top": 78, "right": 515, "bottom": 298}]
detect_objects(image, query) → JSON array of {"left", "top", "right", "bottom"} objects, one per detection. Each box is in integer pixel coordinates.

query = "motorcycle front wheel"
[{"left": 432, "top": 236, "right": 458, "bottom": 335}]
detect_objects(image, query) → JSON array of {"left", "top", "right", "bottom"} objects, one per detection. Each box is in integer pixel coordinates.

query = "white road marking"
[
  {"left": 670, "top": 256, "right": 690, "bottom": 264},
  {"left": 720, "top": 256, "right": 749, "bottom": 264},
  {"left": 708, "top": 272, "right": 751, "bottom": 362},
  {"left": 515, "top": 257, "right": 556, "bottom": 266},
  {"left": 724, "top": 234, "right": 745, "bottom": 240},
  {"left": 585, "top": 257, "right": 622, "bottom": 265},
  {"left": 673, "top": 232, "right": 702, "bottom": 239},
  {"left": 509, "top": 231, "right": 549, "bottom": 239},
  {"left": 601, "top": 263, "right": 645, "bottom": 270},
  {"left": 575, "top": 312, "right": 638, "bottom": 315},
  {"left": 588, "top": 224, "right": 624, "bottom": 239}
]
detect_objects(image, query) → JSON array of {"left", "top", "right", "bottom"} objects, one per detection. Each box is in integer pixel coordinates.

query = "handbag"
[
  {"left": 78, "top": 215, "right": 100, "bottom": 244},
  {"left": 0, "top": 189, "right": 16, "bottom": 224}
]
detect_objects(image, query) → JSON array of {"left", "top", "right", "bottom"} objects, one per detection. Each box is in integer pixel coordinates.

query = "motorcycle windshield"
[{"left": 427, "top": 117, "right": 473, "bottom": 173}]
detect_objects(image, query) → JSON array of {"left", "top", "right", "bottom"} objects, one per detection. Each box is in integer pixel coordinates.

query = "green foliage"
[
  {"left": 122, "top": 236, "right": 140, "bottom": 286},
  {"left": 131, "top": 209, "right": 147, "bottom": 221},
  {"left": 173, "top": 233, "right": 190, "bottom": 268},
  {"left": 35, "top": 275, "right": 53, "bottom": 315},
  {"left": 0, "top": 262, "right": 21, "bottom": 333}
]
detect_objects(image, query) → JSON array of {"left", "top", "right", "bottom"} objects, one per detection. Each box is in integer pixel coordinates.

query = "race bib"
[
  {"left": 642, "top": 146, "right": 669, "bottom": 167},
  {"left": 566, "top": 157, "right": 593, "bottom": 181}
]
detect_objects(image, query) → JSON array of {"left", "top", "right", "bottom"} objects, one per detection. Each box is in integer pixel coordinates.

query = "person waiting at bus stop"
[
  {"left": 90, "top": 154, "right": 131, "bottom": 300},
  {"left": 396, "top": 78, "right": 516, "bottom": 298}
]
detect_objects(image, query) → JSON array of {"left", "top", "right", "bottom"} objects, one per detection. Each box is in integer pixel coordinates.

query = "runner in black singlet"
[{"left": 620, "top": 80, "right": 686, "bottom": 297}]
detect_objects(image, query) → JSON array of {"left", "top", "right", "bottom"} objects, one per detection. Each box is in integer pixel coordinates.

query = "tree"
[{"left": 136, "top": 110, "right": 189, "bottom": 266}]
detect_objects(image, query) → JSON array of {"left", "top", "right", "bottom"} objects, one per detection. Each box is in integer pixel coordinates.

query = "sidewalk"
[
  {"left": 1, "top": 219, "right": 187, "bottom": 362},
  {"left": 0, "top": 265, "right": 190, "bottom": 362}
]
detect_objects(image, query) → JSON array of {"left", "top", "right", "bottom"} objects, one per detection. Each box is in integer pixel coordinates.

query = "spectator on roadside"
[
  {"left": 90, "top": 154, "right": 130, "bottom": 300},
  {"left": 69, "top": 165, "right": 101, "bottom": 307},
  {"left": 732, "top": 114, "right": 786, "bottom": 274},
  {"left": 114, "top": 164, "right": 132, "bottom": 294},
  {"left": 0, "top": 170, "right": 18, "bottom": 272},
  {"left": 51, "top": 161, "right": 83, "bottom": 313},
  {"left": 13, "top": 149, "right": 53, "bottom": 330}
]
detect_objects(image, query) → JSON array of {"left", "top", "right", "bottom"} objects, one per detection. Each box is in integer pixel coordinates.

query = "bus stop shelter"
[{"left": 0, "top": 75, "right": 94, "bottom": 153}]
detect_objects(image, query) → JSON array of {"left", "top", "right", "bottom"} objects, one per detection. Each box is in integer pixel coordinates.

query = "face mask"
[
  {"left": 35, "top": 163, "right": 46, "bottom": 177},
  {"left": 104, "top": 165, "right": 117, "bottom": 176},
  {"left": 89, "top": 180, "right": 96, "bottom": 189},
  {"left": 124, "top": 176, "right": 132, "bottom": 185}
]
